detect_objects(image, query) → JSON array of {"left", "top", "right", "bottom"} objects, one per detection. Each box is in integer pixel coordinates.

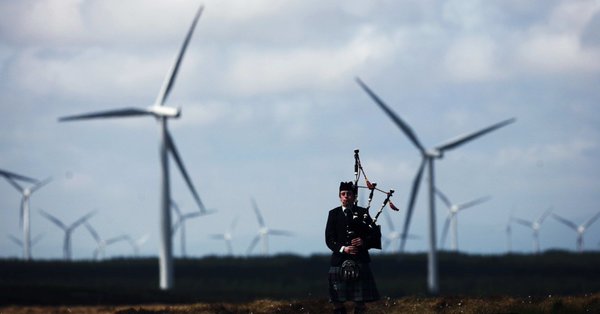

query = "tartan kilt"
[{"left": 328, "top": 262, "right": 380, "bottom": 303}]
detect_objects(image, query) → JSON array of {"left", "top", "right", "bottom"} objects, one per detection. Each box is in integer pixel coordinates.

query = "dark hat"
[{"left": 339, "top": 181, "right": 356, "bottom": 193}]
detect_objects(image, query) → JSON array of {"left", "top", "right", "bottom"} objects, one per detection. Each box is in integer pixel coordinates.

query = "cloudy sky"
[{"left": 1, "top": 0, "right": 599, "bottom": 260}]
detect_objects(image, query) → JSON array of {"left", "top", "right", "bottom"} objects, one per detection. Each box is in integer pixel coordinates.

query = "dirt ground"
[{"left": 1, "top": 294, "right": 599, "bottom": 314}]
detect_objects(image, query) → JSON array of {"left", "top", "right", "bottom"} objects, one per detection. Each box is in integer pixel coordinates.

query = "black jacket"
[{"left": 325, "top": 205, "right": 381, "bottom": 266}]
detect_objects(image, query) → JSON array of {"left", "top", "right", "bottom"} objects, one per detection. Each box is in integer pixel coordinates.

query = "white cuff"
[{"left": 339, "top": 246, "right": 345, "bottom": 253}]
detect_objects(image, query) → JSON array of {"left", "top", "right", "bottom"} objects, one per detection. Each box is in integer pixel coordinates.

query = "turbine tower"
[
  {"left": 356, "top": 77, "right": 515, "bottom": 294},
  {"left": 209, "top": 216, "right": 238, "bottom": 255},
  {"left": 506, "top": 213, "right": 513, "bottom": 253},
  {"left": 512, "top": 208, "right": 552, "bottom": 254},
  {"left": 1, "top": 169, "right": 50, "bottom": 260},
  {"left": 39, "top": 209, "right": 95, "bottom": 260},
  {"left": 247, "top": 198, "right": 293, "bottom": 256},
  {"left": 58, "top": 4, "right": 206, "bottom": 290},
  {"left": 435, "top": 188, "right": 490, "bottom": 251},
  {"left": 552, "top": 211, "right": 600, "bottom": 252},
  {"left": 84, "top": 222, "right": 128, "bottom": 260}
]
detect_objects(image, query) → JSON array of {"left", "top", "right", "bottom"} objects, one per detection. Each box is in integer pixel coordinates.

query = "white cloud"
[
  {"left": 225, "top": 26, "right": 395, "bottom": 95},
  {"left": 514, "top": 0, "right": 600, "bottom": 74},
  {"left": 443, "top": 36, "right": 504, "bottom": 82}
]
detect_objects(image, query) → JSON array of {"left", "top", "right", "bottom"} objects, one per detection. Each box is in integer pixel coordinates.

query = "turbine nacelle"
[
  {"left": 148, "top": 105, "right": 181, "bottom": 118},
  {"left": 426, "top": 149, "right": 443, "bottom": 158}
]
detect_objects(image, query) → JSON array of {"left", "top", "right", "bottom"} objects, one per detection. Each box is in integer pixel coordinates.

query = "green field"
[{"left": 1, "top": 251, "right": 599, "bottom": 306}]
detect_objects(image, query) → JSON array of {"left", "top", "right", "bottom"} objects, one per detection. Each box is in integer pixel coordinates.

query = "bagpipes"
[{"left": 353, "top": 149, "right": 399, "bottom": 228}]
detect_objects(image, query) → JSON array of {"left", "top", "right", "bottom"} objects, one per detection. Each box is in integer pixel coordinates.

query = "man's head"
[{"left": 339, "top": 181, "right": 356, "bottom": 207}]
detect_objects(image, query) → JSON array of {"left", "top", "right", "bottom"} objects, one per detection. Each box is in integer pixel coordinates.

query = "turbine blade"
[
  {"left": 165, "top": 130, "right": 207, "bottom": 213},
  {"left": 355, "top": 77, "right": 426, "bottom": 154},
  {"left": 182, "top": 212, "right": 202, "bottom": 220},
  {"left": 269, "top": 229, "right": 293, "bottom": 236},
  {"left": 4, "top": 176, "right": 25, "bottom": 193},
  {"left": 435, "top": 118, "right": 516, "bottom": 152},
  {"left": 551, "top": 213, "right": 578, "bottom": 230},
  {"left": 8, "top": 234, "right": 22, "bottom": 246},
  {"left": 71, "top": 211, "right": 96, "bottom": 230},
  {"left": 400, "top": 157, "right": 426, "bottom": 251},
  {"left": 458, "top": 196, "right": 491, "bottom": 211},
  {"left": 171, "top": 221, "right": 181, "bottom": 236},
  {"left": 58, "top": 108, "right": 153, "bottom": 122},
  {"left": 39, "top": 209, "right": 67, "bottom": 230},
  {"left": 171, "top": 200, "right": 182, "bottom": 216},
  {"left": 31, "top": 177, "right": 52, "bottom": 193},
  {"left": 155, "top": 4, "right": 204, "bottom": 106},
  {"left": 84, "top": 222, "right": 102, "bottom": 243},
  {"left": 582, "top": 211, "right": 600, "bottom": 229},
  {"left": 31, "top": 233, "right": 44, "bottom": 246},
  {"left": 251, "top": 198, "right": 266, "bottom": 228},
  {"left": 440, "top": 216, "right": 452, "bottom": 248},
  {"left": 512, "top": 217, "right": 532, "bottom": 228},
  {"left": 538, "top": 207, "right": 553, "bottom": 224},
  {"left": 434, "top": 188, "right": 453, "bottom": 209},
  {"left": 230, "top": 216, "right": 239, "bottom": 231},
  {"left": 106, "top": 235, "right": 129, "bottom": 245},
  {"left": 209, "top": 234, "right": 226, "bottom": 240},
  {"left": 0, "top": 169, "right": 37, "bottom": 184},
  {"left": 246, "top": 235, "right": 260, "bottom": 254}
]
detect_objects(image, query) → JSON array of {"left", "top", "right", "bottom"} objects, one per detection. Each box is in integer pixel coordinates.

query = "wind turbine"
[
  {"left": 435, "top": 188, "right": 490, "bottom": 252},
  {"left": 552, "top": 211, "right": 600, "bottom": 252},
  {"left": 39, "top": 209, "right": 96, "bottom": 260},
  {"left": 8, "top": 233, "right": 43, "bottom": 258},
  {"left": 126, "top": 234, "right": 150, "bottom": 256},
  {"left": 356, "top": 77, "right": 515, "bottom": 294},
  {"left": 382, "top": 210, "right": 419, "bottom": 254},
  {"left": 247, "top": 198, "right": 293, "bottom": 256},
  {"left": 209, "top": 216, "right": 238, "bottom": 255},
  {"left": 58, "top": 4, "right": 206, "bottom": 290},
  {"left": 84, "top": 222, "right": 129, "bottom": 260},
  {"left": 512, "top": 208, "right": 552, "bottom": 254},
  {"left": 506, "top": 213, "right": 513, "bottom": 253},
  {"left": 1, "top": 169, "right": 51, "bottom": 260},
  {"left": 171, "top": 200, "right": 212, "bottom": 257}
]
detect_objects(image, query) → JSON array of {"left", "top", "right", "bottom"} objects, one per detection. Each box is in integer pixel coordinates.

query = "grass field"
[
  {"left": 1, "top": 294, "right": 600, "bottom": 313},
  {"left": 1, "top": 251, "right": 599, "bottom": 313}
]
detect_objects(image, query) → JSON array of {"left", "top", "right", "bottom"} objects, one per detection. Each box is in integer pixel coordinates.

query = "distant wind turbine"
[
  {"left": 39, "top": 209, "right": 95, "bottom": 260},
  {"left": 209, "top": 216, "right": 238, "bottom": 255},
  {"left": 382, "top": 210, "right": 419, "bottom": 254},
  {"left": 356, "top": 77, "right": 515, "bottom": 294},
  {"left": 435, "top": 188, "right": 490, "bottom": 252},
  {"left": 126, "top": 234, "right": 150, "bottom": 256},
  {"left": 171, "top": 200, "right": 213, "bottom": 257},
  {"left": 512, "top": 208, "right": 552, "bottom": 254},
  {"left": 247, "top": 198, "right": 293, "bottom": 256},
  {"left": 506, "top": 212, "right": 513, "bottom": 253},
  {"left": 552, "top": 211, "right": 600, "bottom": 252},
  {"left": 84, "top": 222, "right": 129, "bottom": 260},
  {"left": 8, "top": 233, "right": 43, "bottom": 258},
  {"left": 58, "top": 4, "right": 206, "bottom": 290},
  {"left": 1, "top": 169, "right": 51, "bottom": 260}
]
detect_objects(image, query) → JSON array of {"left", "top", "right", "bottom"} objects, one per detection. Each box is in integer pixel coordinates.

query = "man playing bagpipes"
[{"left": 325, "top": 150, "right": 399, "bottom": 314}]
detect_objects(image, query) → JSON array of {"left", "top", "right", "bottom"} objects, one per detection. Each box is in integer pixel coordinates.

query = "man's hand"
[
  {"left": 351, "top": 237, "right": 363, "bottom": 247},
  {"left": 343, "top": 245, "right": 359, "bottom": 255},
  {"left": 343, "top": 238, "right": 364, "bottom": 255}
]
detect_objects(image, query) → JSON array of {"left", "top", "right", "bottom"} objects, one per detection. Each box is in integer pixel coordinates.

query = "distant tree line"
[{"left": 1, "top": 251, "right": 599, "bottom": 305}]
